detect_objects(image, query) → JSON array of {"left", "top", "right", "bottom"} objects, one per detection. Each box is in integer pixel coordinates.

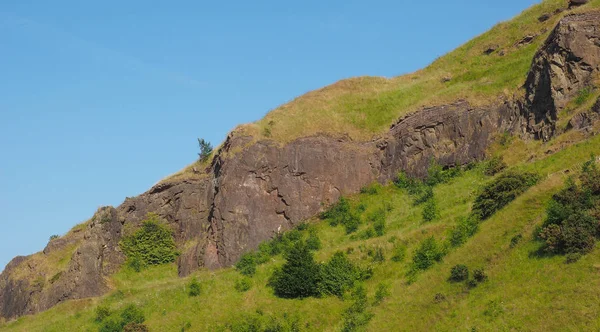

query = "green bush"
[
  {"left": 422, "top": 198, "right": 439, "bottom": 222},
  {"left": 373, "top": 283, "right": 390, "bottom": 306},
  {"left": 539, "top": 163, "right": 600, "bottom": 255},
  {"left": 360, "top": 182, "right": 382, "bottom": 195},
  {"left": 483, "top": 156, "right": 507, "bottom": 176},
  {"left": 318, "top": 252, "right": 360, "bottom": 297},
  {"left": 426, "top": 160, "right": 461, "bottom": 186},
  {"left": 510, "top": 234, "right": 523, "bottom": 248},
  {"left": 473, "top": 268, "right": 488, "bottom": 283},
  {"left": 188, "top": 278, "right": 201, "bottom": 297},
  {"left": 120, "top": 304, "right": 145, "bottom": 326},
  {"left": 449, "top": 216, "right": 480, "bottom": 247},
  {"left": 472, "top": 171, "right": 539, "bottom": 220},
  {"left": 449, "top": 264, "right": 469, "bottom": 282},
  {"left": 394, "top": 172, "right": 422, "bottom": 192},
  {"left": 95, "top": 305, "right": 111, "bottom": 322},
  {"left": 322, "top": 197, "right": 361, "bottom": 234},
  {"left": 120, "top": 213, "right": 178, "bottom": 271},
  {"left": 197, "top": 138, "right": 213, "bottom": 162},
  {"left": 373, "top": 217, "right": 386, "bottom": 237},
  {"left": 371, "top": 247, "right": 385, "bottom": 263},
  {"left": 123, "top": 323, "right": 149, "bottom": 332},
  {"left": 574, "top": 86, "right": 593, "bottom": 106},
  {"left": 226, "top": 311, "right": 301, "bottom": 332},
  {"left": 306, "top": 229, "right": 322, "bottom": 251},
  {"left": 269, "top": 242, "right": 322, "bottom": 299},
  {"left": 411, "top": 236, "right": 446, "bottom": 271},
  {"left": 235, "top": 253, "right": 258, "bottom": 276},
  {"left": 49, "top": 234, "right": 60, "bottom": 241},
  {"left": 234, "top": 278, "right": 252, "bottom": 292},
  {"left": 391, "top": 243, "right": 407, "bottom": 262},
  {"left": 413, "top": 186, "right": 434, "bottom": 206},
  {"left": 99, "top": 304, "right": 146, "bottom": 332},
  {"left": 341, "top": 285, "right": 373, "bottom": 332}
]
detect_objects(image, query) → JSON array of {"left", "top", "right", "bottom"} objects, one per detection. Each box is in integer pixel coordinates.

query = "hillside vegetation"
[
  {"left": 3, "top": 122, "right": 600, "bottom": 331},
  {"left": 3, "top": 1, "right": 600, "bottom": 331}
]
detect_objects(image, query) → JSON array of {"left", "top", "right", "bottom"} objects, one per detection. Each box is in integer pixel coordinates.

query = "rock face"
[
  {"left": 2, "top": 11, "right": 600, "bottom": 320},
  {"left": 523, "top": 11, "right": 600, "bottom": 140},
  {"left": 569, "top": 0, "right": 589, "bottom": 9}
]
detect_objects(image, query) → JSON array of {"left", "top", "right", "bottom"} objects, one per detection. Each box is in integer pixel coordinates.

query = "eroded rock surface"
[
  {"left": 523, "top": 11, "right": 600, "bottom": 140},
  {"left": 2, "top": 11, "right": 600, "bottom": 320}
]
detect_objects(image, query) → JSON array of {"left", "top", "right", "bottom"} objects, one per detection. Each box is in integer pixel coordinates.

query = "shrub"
[
  {"left": 472, "top": 171, "right": 539, "bottom": 220},
  {"left": 269, "top": 242, "right": 321, "bottom": 299},
  {"left": 574, "top": 86, "right": 593, "bottom": 106},
  {"left": 234, "top": 278, "right": 252, "bottom": 292},
  {"left": 449, "top": 216, "right": 479, "bottom": 247},
  {"left": 509, "top": 234, "right": 523, "bottom": 248},
  {"left": 95, "top": 305, "right": 111, "bottom": 322},
  {"left": 100, "top": 304, "right": 146, "bottom": 332},
  {"left": 434, "top": 293, "right": 446, "bottom": 303},
  {"left": 373, "top": 283, "right": 390, "bottom": 306},
  {"left": 120, "top": 304, "right": 145, "bottom": 326},
  {"left": 394, "top": 172, "right": 422, "bottom": 192},
  {"left": 123, "top": 323, "right": 149, "bottom": 332},
  {"left": 49, "top": 271, "right": 62, "bottom": 284},
  {"left": 341, "top": 285, "right": 373, "bottom": 332},
  {"left": 322, "top": 197, "right": 361, "bottom": 234},
  {"left": 188, "top": 278, "right": 201, "bottom": 297},
  {"left": 483, "top": 156, "right": 507, "bottom": 176},
  {"left": 197, "top": 138, "right": 213, "bottom": 161},
  {"left": 411, "top": 236, "right": 446, "bottom": 271},
  {"left": 413, "top": 186, "right": 434, "bottom": 206},
  {"left": 373, "top": 218, "right": 386, "bottom": 237},
  {"left": 306, "top": 229, "right": 322, "bottom": 251},
  {"left": 318, "top": 252, "right": 360, "bottom": 297},
  {"left": 120, "top": 213, "right": 178, "bottom": 271},
  {"left": 391, "top": 243, "right": 407, "bottom": 262},
  {"left": 360, "top": 182, "right": 382, "bottom": 195},
  {"left": 49, "top": 234, "right": 60, "bottom": 241},
  {"left": 565, "top": 252, "right": 582, "bottom": 264},
  {"left": 372, "top": 247, "right": 385, "bottom": 263},
  {"left": 473, "top": 268, "right": 488, "bottom": 283},
  {"left": 449, "top": 264, "right": 469, "bottom": 282},
  {"left": 426, "top": 160, "right": 461, "bottom": 186},
  {"left": 539, "top": 167, "right": 600, "bottom": 255},
  {"left": 227, "top": 312, "right": 301, "bottom": 332},
  {"left": 422, "top": 198, "right": 439, "bottom": 222},
  {"left": 235, "top": 253, "right": 258, "bottom": 276}
]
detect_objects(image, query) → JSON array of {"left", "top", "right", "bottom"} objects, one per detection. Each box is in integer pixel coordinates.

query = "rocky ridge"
[{"left": 1, "top": 11, "right": 600, "bottom": 320}]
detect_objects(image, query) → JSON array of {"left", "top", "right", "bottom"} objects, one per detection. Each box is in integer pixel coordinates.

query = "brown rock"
[
  {"left": 2, "top": 10, "right": 600, "bottom": 321},
  {"left": 538, "top": 13, "right": 552, "bottom": 22},
  {"left": 523, "top": 12, "right": 600, "bottom": 140},
  {"left": 569, "top": 0, "right": 589, "bottom": 9}
]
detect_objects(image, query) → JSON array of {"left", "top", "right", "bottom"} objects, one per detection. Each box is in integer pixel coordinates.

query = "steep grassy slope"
[
  {"left": 164, "top": 0, "right": 599, "bottom": 183},
  {"left": 4, "top": 1, "right": 600, "bottom": 331},
  {"left": 3, "top": 126, "right": 600, "bottom": 331},
  {"left": 240, "top": 0, "right": 598, "bottom": 143}
]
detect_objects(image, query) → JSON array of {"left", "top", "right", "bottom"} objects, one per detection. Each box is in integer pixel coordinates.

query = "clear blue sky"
[{"left": 0, "top": 0, "right": 539, "bottom": 271}]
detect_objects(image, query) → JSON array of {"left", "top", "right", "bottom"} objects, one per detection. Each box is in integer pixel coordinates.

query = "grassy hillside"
[
  {"left": 4, "top": 1, "right": 600, "bottom": 331},
  {"left": 239, "top": 0, "right": 599, "bottom": 143},
  {"left": 3, "top": 118, "right": 600, "bottom": 331},
  {"left": 161, "top": 0, "right": 599, "bottom": 183}
]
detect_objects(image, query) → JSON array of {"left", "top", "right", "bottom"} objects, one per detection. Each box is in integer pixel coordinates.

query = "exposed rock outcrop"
[
  {"left": 2, "top": 11, "right": 600, "bottom": 320},
  {"left": 523, "top": 11, "right": 600, "bottom": 140}
]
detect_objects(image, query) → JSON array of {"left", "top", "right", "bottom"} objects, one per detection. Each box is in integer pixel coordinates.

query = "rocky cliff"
[{"left": 1, "top": 10, "right": 600, "bottom": 320}]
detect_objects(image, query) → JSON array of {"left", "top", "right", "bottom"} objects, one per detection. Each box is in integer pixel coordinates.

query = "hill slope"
[{"left": 2, "top": 0, "right": 600, "bottom": 330}]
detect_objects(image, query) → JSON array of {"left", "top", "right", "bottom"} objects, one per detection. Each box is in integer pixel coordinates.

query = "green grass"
[
  {"left": 236, "top": 0, "right": 599, "bottom": 144},
  {"left": 4, "top": 1, "right": 600, "bottom": 331},
  {"left": 5, "top": 127, "right": 600, "bottom": 331}
]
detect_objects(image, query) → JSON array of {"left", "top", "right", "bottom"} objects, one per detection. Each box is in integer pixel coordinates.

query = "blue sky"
[{"left": 0, "top": 0, "right": 539, "bottom": 271}]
